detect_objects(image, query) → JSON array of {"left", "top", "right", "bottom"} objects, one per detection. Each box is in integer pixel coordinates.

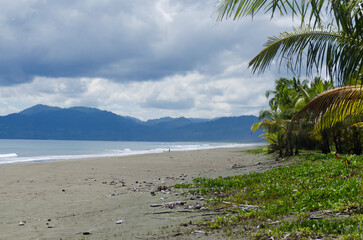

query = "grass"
[
  {"left": 176, "top": 153, "right": 362, "bottom": 239},
  {"left": 241, "top": 147, "right": 268, "bottom": 155}
]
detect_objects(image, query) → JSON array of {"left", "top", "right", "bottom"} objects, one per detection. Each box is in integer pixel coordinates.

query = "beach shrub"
[{"left": 178, "top": 154, "right": 363, "bottom": 239}]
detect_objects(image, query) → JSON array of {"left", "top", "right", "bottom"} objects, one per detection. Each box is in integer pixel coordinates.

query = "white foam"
[
  {"left": 0, "top": 142, "right": 263, "bottom": 165},
  {"left": 0, "top": 153, "right": 17, "bottom": 158}
]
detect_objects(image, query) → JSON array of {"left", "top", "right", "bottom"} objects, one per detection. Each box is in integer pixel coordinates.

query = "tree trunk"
[
  {"left": 279, "top": 149, "right": 283, "bottom": 157},
  {"left": 294, "top": 137, "right": 299, "bottom": 155},
  {"left": 321, "top": 130, "right": 330, "bottom": 154},
  {"left": 333, "top": 130, "right": 342, "bottom": 153},
  {"left": 284, "top": 126, "right": 293, "bottom": 157},
  {"left": 352, "top": 127, "right": 362, "bottom": 155}
]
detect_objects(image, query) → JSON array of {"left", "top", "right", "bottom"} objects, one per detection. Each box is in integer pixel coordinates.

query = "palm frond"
[
  {"left": 351, "top": 122, "right": 363, "bottom": 128},
  {"left": 215, "top": 0, "right": 363, "bottom": 84},
  {"left": 214, "top": 0, "right": 327, "bottom": 26},
  {"left": 247, "top": 27, "right": 359, "bottom": 83},
  {"left": 293, "top": 85, "right": 363, "bottom": 132},
  {"left": 313, "top": 103, "right": 363, "bottom": 134}
]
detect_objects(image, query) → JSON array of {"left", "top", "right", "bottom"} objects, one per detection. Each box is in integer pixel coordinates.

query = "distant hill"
[{"left": 0, "top": 105, "right": 262, "bottom": 142}]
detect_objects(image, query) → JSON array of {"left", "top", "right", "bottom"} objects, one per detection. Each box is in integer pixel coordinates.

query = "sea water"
[{"left": 0, "top": 139, "right": 261, "bottom": 165}]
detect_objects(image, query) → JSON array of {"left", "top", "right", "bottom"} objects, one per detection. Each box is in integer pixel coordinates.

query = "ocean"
[{"left": 0, "top": 139, "right": 260, "bottom": 165}]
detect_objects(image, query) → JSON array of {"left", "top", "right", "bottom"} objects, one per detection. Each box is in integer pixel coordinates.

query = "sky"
[{"left": 0, "top": 0, "right": 296, "bottom": 120}]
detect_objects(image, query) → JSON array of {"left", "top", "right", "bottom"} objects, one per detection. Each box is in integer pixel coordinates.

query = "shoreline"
[
  {"left": 0, "top": 142, "right": 265, "bottom": 166},
  {"left": 0, "top": 141, "right": 264, "bottom": 165},
  {"left": 0, "top": 146, "right": 272, "bottom": 240}
]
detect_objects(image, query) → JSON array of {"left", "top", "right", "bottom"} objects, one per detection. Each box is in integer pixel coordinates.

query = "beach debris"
[
  {"left": 240, "top": 204, "right": 260, "bottom": 212},
  {"left": 116, "top": 220, "right": 126, "bottom": 224},
  {"left": 194, "top": 204, "right": 202, "bottom": 209},
  {"left": 18, "top": 221, "right": 25, "bottom": 226},
  {"left": 152, "top": 210, "right": 194, "bottom": 215},
  {"left": 150, "top": 191, "right": 156, "bottom": 196},
  {"left": 62, "top": 189, "right": 65, "bottom": 192},
  {"left": 85, "top": 178, "right": 96, "bottom": 181},
  {"left": 110, "top": 179, "right": 126, "bottom": 187},
  {"left": 75, "top": 229, "right": 95, "bottom": 236},
  {"left": 106, "top": 193, "right": 119, "bottom": 197},
  {"left": 157, "top": 185, "right": 169, "bottom": 191},
  {"left": 283, "top": 233, "right": 291, "bottom": 239},
  {"left": 163, "top": 201, "right": 186, "bottom": 209},
  {"left": 192, "top": 230, "right": 205, "bottom": 234},
  {"left": 150, "top": 201, "right": 186, "bottom": 209},
  {"left": 172, "top": 233, "right": 183, "bottom": 237},
  {"left": 150, "top": 204, "right": 163, "bottom": 207}
]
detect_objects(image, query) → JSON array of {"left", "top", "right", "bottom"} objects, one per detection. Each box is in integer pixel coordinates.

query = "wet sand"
[{"left": 0, "top": 146, "right": 272, "bottom": 240}]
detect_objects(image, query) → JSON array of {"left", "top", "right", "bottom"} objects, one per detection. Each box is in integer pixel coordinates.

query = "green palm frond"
[
  {"left": 313, "top": 103, "right": 363, "bottom": 134},
  {"left": 247, "top": 27, "right": 359, "bottom": 84},
  {"left": 215, "top": 0, "right": 363, "bottom": 84},
  {"left": 214, "top": 0, "right": 326, "bottom": 26},
  {"left": 293, "top": 85, "right": 363, "bottom": 132},
  {"left": 351, "top": 122, "right": 363, "bottom": 128},
  {"left": 251, "top": 119, "right": 272, "bottom": 133}
]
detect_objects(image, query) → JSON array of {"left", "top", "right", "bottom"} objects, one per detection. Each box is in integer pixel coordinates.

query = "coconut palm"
[
  {"left": 216, "top": 0, "right": 362, "bottom": 153},
  {"left": 253, "top": 77, "right": 334, "bottom": 155},
  {"left": 292, "top": 85, "right": 363, "bottom": 154}
]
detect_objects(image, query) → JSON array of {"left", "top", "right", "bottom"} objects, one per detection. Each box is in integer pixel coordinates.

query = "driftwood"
[
  {"left": 149, "top": 212, "right": 219, "bottom": 220},
  {"left": 232, "top": 162, "right": 261, "bottom": 169},
  {"left": 151, "top": 210, "right": 194, "bottom": 215},
  {"left": 150, "top": 201, "right": 186, "bottom": 209}
]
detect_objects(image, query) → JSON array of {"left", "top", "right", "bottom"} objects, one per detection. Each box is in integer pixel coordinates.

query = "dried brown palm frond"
[{"left": 292, "top": 85, "right": 363, "bottom": 133}]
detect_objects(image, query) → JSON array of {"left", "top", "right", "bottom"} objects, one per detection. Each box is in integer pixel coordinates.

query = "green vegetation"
[
  {"left": 169, "top": 4, "right": 362, "bottom": 238},
  {"left": 215, "top": 0, "right": 362, "bottom": 156},
  {"left": 178, "top": 153, "right": 362, "bottom": 239},
  {"left": 242, "top": 147, "right": 268, "bottom": 155},
  {"left": 178, "top": 1, "right": 362, "bottom": 238},
  {"left": 252, "top": 77, "right": 362, "bottom": 156}
]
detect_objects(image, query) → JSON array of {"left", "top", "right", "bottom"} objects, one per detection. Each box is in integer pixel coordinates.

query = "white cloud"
[
  {"left": 0, "top": 0, "right": 296, "bottom": 119},
  {"left": 0, "top": 65, "right": 276, "bottom": 119}
]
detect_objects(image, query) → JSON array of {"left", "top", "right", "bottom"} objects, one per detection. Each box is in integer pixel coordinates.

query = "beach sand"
[{"left": 0, "top": 146, "right": 275, "bottom": 240}]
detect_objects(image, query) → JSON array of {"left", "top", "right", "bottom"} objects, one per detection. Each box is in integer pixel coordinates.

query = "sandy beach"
[{"left": 0, "top": 146, "right": 275, "bottom": 240}]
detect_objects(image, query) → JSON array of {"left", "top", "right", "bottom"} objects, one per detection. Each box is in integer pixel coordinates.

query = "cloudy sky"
[{"left": 0, "top": 0, "right": 296, "bottom": 120}]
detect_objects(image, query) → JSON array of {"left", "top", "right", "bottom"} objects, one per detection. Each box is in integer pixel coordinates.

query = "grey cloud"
[{"left": 0, "top": 0, "right": 286, "bottom": 86}]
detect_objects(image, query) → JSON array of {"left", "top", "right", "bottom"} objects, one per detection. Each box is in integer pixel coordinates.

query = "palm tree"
[
  {"left": 292, "top": 85, "right": 363, "bottom": 154},
  {"left": 253, "top": 77, "right": 334, "bottom": 155},
  {"left": 216, "top": 0, "right": 362, "bottom": 153}
]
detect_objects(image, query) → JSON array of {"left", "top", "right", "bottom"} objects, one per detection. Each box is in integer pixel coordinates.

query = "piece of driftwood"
[
  {"left": 232, "top": 162, "right": 261, "bottom": 169},
  {"left": 149, "top": 212, "right": 219, "bottom": 220},
  {"left": 151, "top": 210, "right": 194, "bottom": 215},
  {"left": 150, "top": 201, "right": 186, "bottom": 209}
]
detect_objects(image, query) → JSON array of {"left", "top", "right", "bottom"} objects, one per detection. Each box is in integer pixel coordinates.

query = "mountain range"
[{"left": 0, "top": 104, "right": 262, "bottom": 142}]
